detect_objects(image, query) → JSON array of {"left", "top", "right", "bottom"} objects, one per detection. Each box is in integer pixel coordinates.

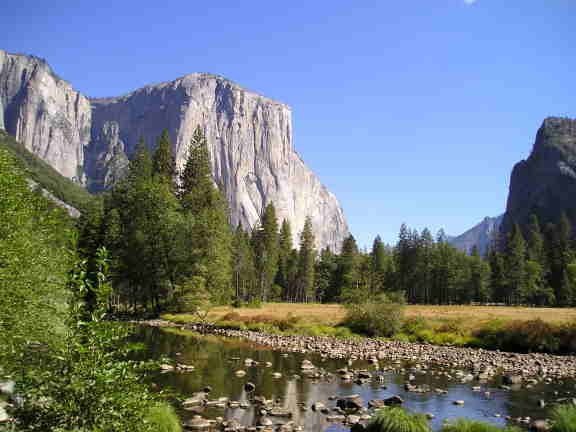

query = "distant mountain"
[
  {"left": 502, "top": 117, "right": 576, "bottom": 235},
  {"left": 449, "top": 215, "right": 503, "bottom": 255}
]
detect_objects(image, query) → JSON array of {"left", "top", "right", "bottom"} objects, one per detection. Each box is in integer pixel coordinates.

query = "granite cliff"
[
  {"left": 502, "top": 117, "right": 576, "bottom": 235},
  {"left": 0, "top": 50, "right": 348, "bottom": 250}
]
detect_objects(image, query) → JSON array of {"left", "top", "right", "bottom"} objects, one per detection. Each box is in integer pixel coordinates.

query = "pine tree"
[
  {"left": 152, "top": 129, "right": 176, "bottom": 185},
  {"left": 129, "top": 137, "right": 153, "bottom": 181},
  {"left": 252, "top": 203, "right": 279, "bottom": 301},
  {"left": 526, "top": 214, "right": 545, "bottom": 265},
  {"left": 504, "top": 224, "right": 527, "bottom": 304},
  {"left": 370, "top": 235, "right": 388, "bottom": 296},
  {"left": 337, "top": 235, "right": 362, "bottom": 303},
  {"left": 468, "top": 246, "right": 491, "bottom": 303},
  {"left": 295, "top": 217, "right": 316, "bottom": 302},
  {"left": 315, "top": 247, "right": 337, "bottom": 303},
  {"left": 276, "top": 219, "right": 294, "bottom": 300},
  {"left": 180, "top": 125, "right": 213, "bottom": 208},
  {"left": 179, "top": 127, "right": 232, "bottom": 304},
  {"left": 232, "top": 226, "right": 258, "bottom": 302}
]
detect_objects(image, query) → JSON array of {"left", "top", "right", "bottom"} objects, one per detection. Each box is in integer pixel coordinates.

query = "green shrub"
[
  {"left": 366, "top": 408, "right": 430, "bottom": 432},
  {"left": 344, "top": 296, "right": 405, "bottom": 337},
  {"left": 551, "top": 404, "right": 576, "bottom": 432},
  {"left": 441, "top": 419, "right": 520, "bottom": 432},
  {"left": 146, "top": 402, "right": 182, "bottom": 432},
  {"left": 474, "top": 319, "right": 561, "bottom": 353}
]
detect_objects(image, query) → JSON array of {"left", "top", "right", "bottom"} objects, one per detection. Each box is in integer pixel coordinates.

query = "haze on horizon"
[{"left": 2, "top": 0, "right": 575, "bottom": 248}]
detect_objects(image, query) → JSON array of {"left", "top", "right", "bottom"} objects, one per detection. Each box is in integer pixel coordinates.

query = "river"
[{"left": 134, "top": 326, "right": 576, "bottom": 431}]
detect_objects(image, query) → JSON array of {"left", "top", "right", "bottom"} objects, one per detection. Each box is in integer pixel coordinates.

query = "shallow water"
[{"left": 134, "top": 326, "right": 576, "bottom": 431}]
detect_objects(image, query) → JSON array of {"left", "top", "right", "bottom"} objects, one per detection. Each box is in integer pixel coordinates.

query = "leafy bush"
[
  {"left": 146, "top": 402, "right": 182, "bottom": 432},
  {"left": 366, "top": 408, "right": 430, "bottom": 432},
  {"left": 344, "top": 294, "right": 405, "bottom": 337},
  {"left": 551, "top": 404, "right": 576, "bottom": 432},
  {"left": 474, "top": 319, "right": 562, "bottom": 353}
]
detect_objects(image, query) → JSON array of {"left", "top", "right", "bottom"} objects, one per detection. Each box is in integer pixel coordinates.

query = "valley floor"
[{"left": 203, "top": 303, "right": 576, "bottom": 329}]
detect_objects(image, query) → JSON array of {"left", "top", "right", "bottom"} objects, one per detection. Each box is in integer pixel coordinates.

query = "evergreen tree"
[
  {"left": 337, "top": 235, "right": 362, "bottom": 303},
  {"left": 252, "top": 203, "right": 279, "bottom": 301},
  {"left": 179, "top": 126, "right": 232, "bottom": 304},
  {"left": 370, "top": 235, "right": 388, "bottom": 296},
  {"left": 232, "top": 225, "right": 258, "bottom": 302},
  {"left": 315, "top": 247, "right": 337, "bottom": 302},
  {"left": 152, "top": 129, "right": 176, "bottom": 185},
  {"left": 295, "top": 217, "right": 316, "bottom": 302},
  {"left": 276, "top": 219, "right": 294, "bottom": 300},
  {"left": 468, "top": 246, "right": 491, "bottom": 303},
  {"left": 503, "top": 224, "right": 527, "bottom": 304},
  {"left": 526, "top": 214, "right": 545, "bottom": 265}
]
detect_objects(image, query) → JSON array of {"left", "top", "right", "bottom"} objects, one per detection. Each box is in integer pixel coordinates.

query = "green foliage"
[
  {"left": 153, "top": 129, "right": 176, "bottom": 186},
  {"left": 366, "top": 408, "right": 430, "bottom": 432},
  {"left": 551, "top": 404, "right": 576, "bottom": 432},
  {"left": 0, "top": 130, "right": 93, "bottom": 213},
  {"left": 145, "top": 402, "right": 183, "bottom": 432},
  {"left": 295, "top": 216, "right": 316, "bottom": 302},
  {"left": 337, "top": 235, "right": 363, "bottom": 303},
  {"left": 344, "top": 293, "right": 405, "bottom": 337},
  {"left": 0, "top": 147, "right": 73, "bottom": 366},
  {"left": 441, "top": 419, "right": 520, "bottom": 432},
  {"left": 472, "top": 318, "right": 576, "bottom": 354},
  {"left": 252, "top": 203, "right": 280, "bottom": 301}
]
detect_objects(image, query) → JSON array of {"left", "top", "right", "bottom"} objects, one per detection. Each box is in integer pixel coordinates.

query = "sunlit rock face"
[
  {"left": 0, "top": 51, "right": 348, "bottom": 250},
  {"left": 0, "top": 50, "right": 91, "bottom": 182}
]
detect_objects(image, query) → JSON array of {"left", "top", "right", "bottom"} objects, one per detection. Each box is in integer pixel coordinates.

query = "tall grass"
[
  {"left": 366, "top": 408, "right": 430, "bottom": 432},
  {"left": 145, "top": 402, "right": 182, "bottom": 432},
  {"left": 551, "top": 404, "right": 576, "bottom": 432}
]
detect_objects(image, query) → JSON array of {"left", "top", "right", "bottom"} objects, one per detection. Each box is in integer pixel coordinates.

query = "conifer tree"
[
  {"left": 337, "top": 234, "right": 362, "bottom": 303},
  {"left": 152, "top": 129, "right": 176, "bottom": 185},
  {"left": 370, "top": 235, "right": 388, "bottom": 296},
  {"left": 276, "top": 219, "right": 294, "bottom": 300},
  {"left": 252, "top": 203, "right": 279, "bottom": 301},
  {"left": 315, "top": 247, "right": 337, "bottom": 303},
  {"left": 504, "top": 224, "right": 527, "bottom": 304},
  {"left": 179, "top": 126, "right": 232, "bottom": 304},
  {"left": 296, "top": 217, "right": 316, "bottom": 302}
]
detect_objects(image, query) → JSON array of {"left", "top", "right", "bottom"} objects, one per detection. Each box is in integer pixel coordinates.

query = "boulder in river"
[
  {"left": 384, "top": 395, "right": 404, "bottom": 406},
  {"left": 184, "top": 415, "right": 212, "bottom": 431},
  {"left": 244, "top": 382, "right": 256, "bottom": 392},
  {"left": 337, "top": 394, "right": 364, "bottom": 411}
]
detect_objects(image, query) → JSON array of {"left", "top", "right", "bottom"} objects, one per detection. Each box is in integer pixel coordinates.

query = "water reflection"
[{"left": 134, "top": 326, "right": 575, "bottom": 431}]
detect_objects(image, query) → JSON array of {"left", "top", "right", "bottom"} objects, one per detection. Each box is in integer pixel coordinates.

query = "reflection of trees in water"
[{"left": 133, "top": 326, "right": 576, "bottom": 431}]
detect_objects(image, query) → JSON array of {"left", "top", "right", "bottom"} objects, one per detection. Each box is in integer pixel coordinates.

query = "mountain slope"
[
  {"left": 0, "top": 130, "right": 91, "bottom": 214},
  {"left": 448, "top": 215, "right": 503, "bottom": 255},
  {"left": 0, "top": 50, "right": 348, "bottom": 250}
]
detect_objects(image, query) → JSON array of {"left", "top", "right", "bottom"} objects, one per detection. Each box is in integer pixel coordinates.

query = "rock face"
[
  {"left": 0, "top": 50, "right": 91, "bottom": 181},
  {"left": 449, "top": 215, "right": 503, "bottom": 255},
  {"left": 502, "top": 117, "right": 576, "bottom": 235},
  {"left": 0, "top": 50, "right": 348, "bottom": 250}
]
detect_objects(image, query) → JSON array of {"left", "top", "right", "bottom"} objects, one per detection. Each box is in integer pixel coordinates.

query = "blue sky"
[{"left": 2, "top": 1, "right": 576, "bottom": 247}]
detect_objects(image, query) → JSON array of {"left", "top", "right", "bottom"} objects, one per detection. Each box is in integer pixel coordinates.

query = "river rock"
[
  {"left": 337, "top": 395, "right": 364, "bottom": 411},
  {"left": 244, "top": 382, "right": 256, "bottom": 393},
  {"left": 235, "top": 370, "right": 246, "bottom": 377},
  {"left": 301, "top": 360, "right": 315, "bottom": 370},
  {"left": 531, "top": 419, "right": 551, "bottom": 432},
  {"left": 183, "top": 392, "right": 207, "bottom": 408},
  {"left": 184, "top": 415, "right": 211, "bottom": 430},
  {"left": 368, "top": 399, "right": 386, "bottom": 409},
  {"left": 384, "top": 395, "right": 404, "bottom": 406}
]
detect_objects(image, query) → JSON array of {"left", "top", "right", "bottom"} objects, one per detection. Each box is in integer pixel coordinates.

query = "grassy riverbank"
[{"left": 162, "top": 303, "right": 576, "bottom": 354}]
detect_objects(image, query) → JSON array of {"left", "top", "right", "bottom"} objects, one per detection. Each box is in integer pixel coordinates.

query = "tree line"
[{"left": 78, "top": 127, "right": 576, "bottom": 310}]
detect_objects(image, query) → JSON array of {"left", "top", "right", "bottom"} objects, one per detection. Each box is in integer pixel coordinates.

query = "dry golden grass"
[{"left": 206, "top": 303, "right": 576, "bottom": 329}]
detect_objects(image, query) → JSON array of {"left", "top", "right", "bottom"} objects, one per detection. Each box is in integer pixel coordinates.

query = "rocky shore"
[{"left": 139, "top": 319, "right": 576, "bottom": 380}]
